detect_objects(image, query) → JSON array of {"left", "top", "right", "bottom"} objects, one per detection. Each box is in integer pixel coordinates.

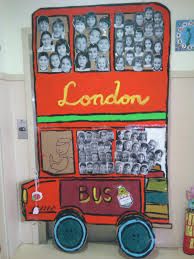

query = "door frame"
[{"left": 0, "top": 129, "right": 9, "bottom": 259}]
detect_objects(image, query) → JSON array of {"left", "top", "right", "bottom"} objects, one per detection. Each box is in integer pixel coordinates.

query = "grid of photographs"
[
  {"left": 73, "top": 13, "right": 110, "bottom": 72},
  {"left": 36, "top": 16, "right": 72, "bottom": 73},
  {"left": 77, "top": 130, "right": 114, "bottom": 174},
  {"left": 114, "top": 7, "right": 164, "bottom": 71},
  {"left": 115, "top": 129, "right": 164, "bottom": 175}
]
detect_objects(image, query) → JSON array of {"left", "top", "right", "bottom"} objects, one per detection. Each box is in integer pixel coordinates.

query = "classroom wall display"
[
  {"left": 21, "top": 3, "right": 171, "bottom": 258},
  {"left": 175, "top": 20, "right": 194, "bottom": 51}
]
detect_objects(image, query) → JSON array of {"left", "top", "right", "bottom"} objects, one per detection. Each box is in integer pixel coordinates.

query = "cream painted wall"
[{"left": 0, "top": 0, "right": 194, "bottom": 74}]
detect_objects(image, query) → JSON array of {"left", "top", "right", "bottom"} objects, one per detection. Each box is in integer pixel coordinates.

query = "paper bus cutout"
[
  {"left": 41, "top": 130, "right": 74, "bottom": 174},
  {"left": 21, "top": 3, "right": 171, "bottom": 257}
]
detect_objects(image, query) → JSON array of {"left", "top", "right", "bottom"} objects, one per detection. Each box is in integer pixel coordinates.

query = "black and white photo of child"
[
  {"left": 75, "top": 34, "right": 88, "bottom": 53},
  {"left": 144, "top": 22, "right": 154, "bottom": 37},
  {"left": 135, "top": 12, "right": 144, "bottom": 27},
  {"left": 134, "top": 28, "right": 144, "bottom": 43},
  {"left": 88, "top": 44, "right": 99, "bottom": 62},
  {"left": 125, "top": 35, "right": 134, "bottom": 52},
  {"left": 49, "top": 52, "right": 61, "bottom": 72},
  {"left": 133, "top": 57, "right": 143, "bottom": 72},
  {"left": 73, "top": 16, "right": 86, "bottom": 34},
  {"left": 77, "top": 130, "right": 114, "bottom": 174},
  {"left": 154, "top": 11, "right": 163, "bottom": 28},
  {"left": 61, "top": 56, "right": 72, "bottom": 73},
  {"left": 75, "top": 51, "right": 91, "bottom": 71},
  {"left": 124, "top": 19, "right": 135, "bottom": 36},
  {"left": 115, "top": 40, "right": 124, "bottom": 57},
  {"left": 143, "top": 52, "right": 153, "bottom": 69},
  {"left": 37, "top": 16, "right": 49, "bottom": 33},
  {"left": 144, "top": 7, "right": 154, "bottom": 23},
  {"left": 154, "top": 40, "right": 163, "bottom": 55},
  {"left": 125, "top": 51, "right": 135, "bottom": 67},
  {"left": 153, "top": 55, "right": 162, "bottom": 71},
  {"left": 86, "top": 12, "right": 97, "bottom": 29},
  {"left": 115, "top": 56, "right": 125, "bottom": 71},
  {"left": 114, "top": 13, "right": 124, "bottom": 28},
  {"left": 154, "top": 26, "right": 164, "bottom": 39},
  {"left": 55, "top": 39, "right": 70, "bottom": 60},
  {"left": 96, "top": 55, "right": 109, "bottom": 71},
  {"left": 97, "top": 36, "right": 110, "bottom": 54},
  {"left": 89, "top": 28, "right": 101, "bottom": 45},
  {"left": 52, "top": 18, "right": 65, "bottom": 40},
  {"left": 99, "top": 16, "right": 110, "bottom": 35},
  {"left": 115, "top": 28, "right": 125, "bottom": 41},
  {"left": 38, "top": 31, "right": 55, "bottom": 52},
  {"left": 143, "top": 38, "right": 153, "bottom": 53},
  {"left": 38, "top": 52, "right": 49, "bottom": 72}
]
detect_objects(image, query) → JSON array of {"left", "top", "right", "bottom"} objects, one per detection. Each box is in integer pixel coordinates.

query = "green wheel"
[
  {"left": 117, "top": 216, "right": 155, "bottom": 258},
  {"left": 54, "top": 214, "right": 87, "bottom": 252}
]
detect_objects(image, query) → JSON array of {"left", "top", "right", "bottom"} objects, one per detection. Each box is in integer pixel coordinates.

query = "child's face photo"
[
  {"left": 145, "top": 39, "right": 152, "bottom": 50},
  {"left": 76, "top": 37, "right": 87, "bottom": 52},
  {"left": 99, "top": 21, "right": 109, "bottom": 31},
  {"left": 98, "top": 38, "right": 110, "bottom": 52},
  {"left": 51, "top": 54, "right": 60, "bottom": 68},
  {"left": 154, "top": 42, "right": 162, "bottom": 54},
  {"left": 138, "top": 153, "right": 145, "bottom": 163},
  {"left": 132, "top": 165, "right": 139, "bottom": 174},
  {"left": 107, "top": 163, "right": 114, "bottom": 173},
  {"left": 97, "top": 57, "right": 107, "bottom": 70},
  {"left": 116, "top": 162, "right": 123, "bottom": 173},
  {"left": 124, "top": 164, "right": 131, "bottom": 174},
  {"left": 39, "top": 21, "right": 49, "bottom": 32},
  {"left": 100, "top": 164, "right": 107, "bottom": 173},
  {"left": 86, "top": 132, "right": 92, "bottom": 142},
  {"left": 125, "top": 25, "right": 134, "bottom": 35},
  {"left": 155, "top": 27, "right": 163, "bottom": 39},
  {"left": 42, "top": 33, "right": 52, "bottom": 47},
  {"left": 116, "top": 57, "right": 125, "bottom": 71},
  {"left": 75, "top": 21, "right": 86, "bottom": 34},
  {"left": 145, "top": 8, "right": 153, "bottom": 21},
  {"left": 116, "top": 29, "right": 124, "bottom": 40},
  {"left": 145, "top": 54, "right": 152, "bottom": 65},
  {"left": 132, "top": 143, "right": 139, "bottom": 153},
  {"left": 92, "top": 153, "right": 99, "bottom": 162},
  {"left": 86, "top": 16, "right": 96, "bottom": 28},
  {"left": 38, "top": 56, "right": 49, "bottom": 71},
  {"left": 53, "top": 23, "right": 64, "bottom": 37},
  {"left": 124, "top": 141, "right": 131, "bottom": 151},
  {"left": 79, "top": 151, "right": 86, "bottom": 162},
  {"left": 122, "top": 152, "right": 129, "bottom": 162},
  {"left": 57, "top": 44, "right": 67, "bottom": 57},
  {"left": 135, "top": 45, "right": 142, "bottom": 54},
  {"left": 87, "top": 163, "right": 93, "bottom": 173},
  {"left": 145, "top": 23, "right": 153, "bottom": 34},
  {"left": 106, "top": 152, "right": 112, "bottom": 162},
  {"left": 154, "top": 12, "right": 162, "bottom": 24},
  {"left": 135, "top": 31, "right": 143, "bottom": 40},
  {"left": 90, "top": 30, "right": 101, "bottom": 45},
  {"left": 155, "top": 151, "right": 163, "bottom": 161},
  {"left": 115, "top": 15, "right": 123, "bottom": 26},
  {"left": 140, "top": 165, "right": 148, "bottom": 175},
  {"left": 136, "top": 14, "right": 144, "bottom": 27},
  {"left": 61, "top": 58, "right": 71, "bottom": 73},
  {"left": 115, "top": 42, "right": 124, "bottom": 55},
  {"left": 116, "top": 142, "right": 123, "bottom": 151},
  {"left": 78, "top": 55, "right": 88, "bottom": 68},
  {"left": 80, "top": 164, "right": 86, "bottom": 174},
  {"left": 125, "top": 36, "right": 132, "bottom": 46},
  {"left": 153, "top": 57, "right": 162, "bottom": 70},
  {"left": 98, "top": 143, "right": 104, "bottom": 152},
  {"left": 126, "top": 53, "right": 134, "bottom": 66},
  {"left": 93, "top": 163, "right": 100, "bottom": 174}
]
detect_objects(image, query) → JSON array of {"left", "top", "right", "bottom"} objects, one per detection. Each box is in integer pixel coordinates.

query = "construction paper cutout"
[{"left": 41, "top": 130, "right": 74, "bottom": 174}]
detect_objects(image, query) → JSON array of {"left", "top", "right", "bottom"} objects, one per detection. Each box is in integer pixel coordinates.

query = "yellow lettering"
[
  {"left": 190, "top": 238, "right": 194, "bottom": 249},
  {"left": 79, "top": 186, "right": 90, "bottom": 203},
  {"left": 57, "top": 80, "right": 150, "bottom": 107},
  {"left": 93, "top": 187, "right": 102, "bottom": 204},
  {"left": 104, "top": 188, "right": 112, "bottom": 203}
]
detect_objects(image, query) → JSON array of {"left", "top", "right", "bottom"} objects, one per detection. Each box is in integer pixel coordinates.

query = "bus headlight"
[{"left": 22, "top": 189, "right": 28, "bottom": 204}]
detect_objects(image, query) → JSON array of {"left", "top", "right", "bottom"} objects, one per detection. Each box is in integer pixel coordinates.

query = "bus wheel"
[
  {"left": 54, "top": 214, "right": 87, "bottom": 252},
  {"left": 117, "top": 215, "right": 155, "bottom": 258}
]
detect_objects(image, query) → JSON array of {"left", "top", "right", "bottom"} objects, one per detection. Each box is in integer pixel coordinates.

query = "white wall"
[{"left": 0, "top": 0, "right": 194, "bottom": 74}]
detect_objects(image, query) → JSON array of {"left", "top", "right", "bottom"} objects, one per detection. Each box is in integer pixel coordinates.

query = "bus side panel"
[{"left": 60, "top": 179, "right": 144, "bottom": 216}]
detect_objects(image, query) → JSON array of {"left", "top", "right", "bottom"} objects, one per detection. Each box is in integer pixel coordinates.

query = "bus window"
[
  {"left": 115, "top": 126, "right": 166, "bottom": 175},
  {"left": 77, "top": 129, "right": 114, "bottom": 174},
  {"left": 41, "top": 130, "right": 75, "bottom": 174},
  {"left": 114, "top": 8, "right": 164, "bottom": 72},
  {"left": 73, "top": 14, "right": 110, "bottom": 72},
  {"left": 36, "top": 15, "right": 71, "bottom": 73}
]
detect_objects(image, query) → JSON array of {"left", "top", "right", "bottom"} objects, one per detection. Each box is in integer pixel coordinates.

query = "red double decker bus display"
[{"left": 21, "top": 3, "right": 171, "bottom": 257}]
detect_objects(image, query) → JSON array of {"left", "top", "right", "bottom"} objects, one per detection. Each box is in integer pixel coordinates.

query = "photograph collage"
[
  {"left": 36, "top": 6, "right": 164, "bottom": 73},
  {"left": 77, "top": 128, "right": 165, "bottom": 175}
]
